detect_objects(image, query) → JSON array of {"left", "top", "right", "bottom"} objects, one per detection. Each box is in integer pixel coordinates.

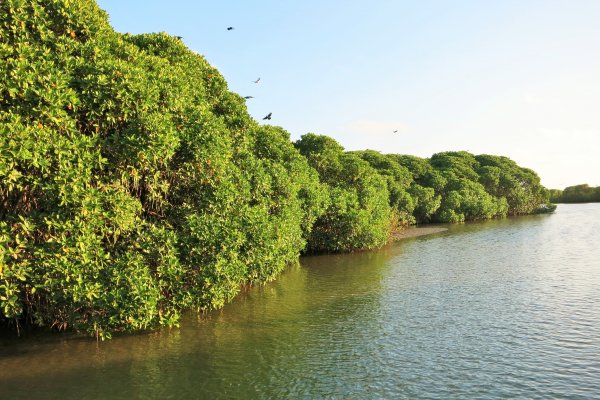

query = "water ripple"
[{"left": 1, "top": 204, "right": 600, "bottom": 399}]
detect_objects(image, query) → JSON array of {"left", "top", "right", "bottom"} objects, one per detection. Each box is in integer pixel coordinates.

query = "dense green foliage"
[
  {"left": 356, "top": 151, "right": 551, "bottom": 224},
  {"left": 0, "top": 0, "right": 325, "bottom": 337},
  {"left": 0, "top": 0, "right": 554, "bottom": 337},
  {"left": 550, "top": 184, "right": 600, "bottom": 203},
  {"left": 295, "top": 135, "right": 391, "bottom": 253},
  {"left": 351, "top": 151, "right": 415, "bottom": 226}
]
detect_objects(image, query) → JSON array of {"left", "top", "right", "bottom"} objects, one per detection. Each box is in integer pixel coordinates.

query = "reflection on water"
[{"left": 1, "top": 204, "right": 599, "bottom": 399}]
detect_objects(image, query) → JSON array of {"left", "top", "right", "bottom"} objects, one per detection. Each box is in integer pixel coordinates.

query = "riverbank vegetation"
[
  {"left": 549, "top": 184, "right": 600, "bottom": 203},
  {"left": 0, "top": 0, "right": 554, "bottom": 338}
]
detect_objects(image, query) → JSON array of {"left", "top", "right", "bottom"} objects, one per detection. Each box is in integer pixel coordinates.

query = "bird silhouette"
[
  {"left": 263, "top": 112, "right": 272, "bottom": 120},
  {"left": 253, "top": 77, "right": 261, "bottom": 84},
  {"left": 244, "top": 96, "right": 254, "bottom": 99},
  {"left": 227, "top": 27, "right": 234, "bottom": 31},
  {"left": 175, "top": 36, "right": 183, "bottom": 40},
  {"left": 393, "top": 130, "right": 398, "bottom": 133}
]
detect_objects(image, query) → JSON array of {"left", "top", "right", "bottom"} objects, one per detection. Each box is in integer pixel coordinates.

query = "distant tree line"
[
  {"left": 295, "top": 136, "right": 554, "bottom": 253},
  {"left": 549, "top": 184, "right": 600, "bottom": 203},
  {"left": 0, "top": 0, "right": 554, "bottom": 337}
]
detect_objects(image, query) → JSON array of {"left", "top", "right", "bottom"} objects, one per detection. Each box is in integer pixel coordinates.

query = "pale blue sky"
[{"left": 97, "top": 0, "right": 600, "bottom": 189}]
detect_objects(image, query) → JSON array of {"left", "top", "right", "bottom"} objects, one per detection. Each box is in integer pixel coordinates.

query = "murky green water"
[{"left": 1, "top": 204, "right": 599, "bottom": 399}]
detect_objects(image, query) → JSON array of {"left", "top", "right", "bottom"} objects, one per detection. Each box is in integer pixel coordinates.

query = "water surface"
[{"left": 1, "top": 204, "right": 599, "bottom": 399}]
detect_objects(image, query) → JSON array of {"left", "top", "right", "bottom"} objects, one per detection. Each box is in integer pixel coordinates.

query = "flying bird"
[
  {"left": 227, "top": 27, "right": 234, "bottom": 31},
  {"left": 393, "top": 130, "right": 398, "bottom": 133},
  {"left": 263, "top": 112, "right": 272, "bottom": 120},
  {"left": 244, "top": 96, "right": 254, "bottom": 99},
  {"left": 253, "top": 77, "right": 261, "bottom": 84}
]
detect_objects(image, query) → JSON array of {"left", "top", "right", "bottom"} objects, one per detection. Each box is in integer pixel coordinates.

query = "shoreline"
[{"left": 390, "top": 226, "right": 448, "bottom": 241}]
